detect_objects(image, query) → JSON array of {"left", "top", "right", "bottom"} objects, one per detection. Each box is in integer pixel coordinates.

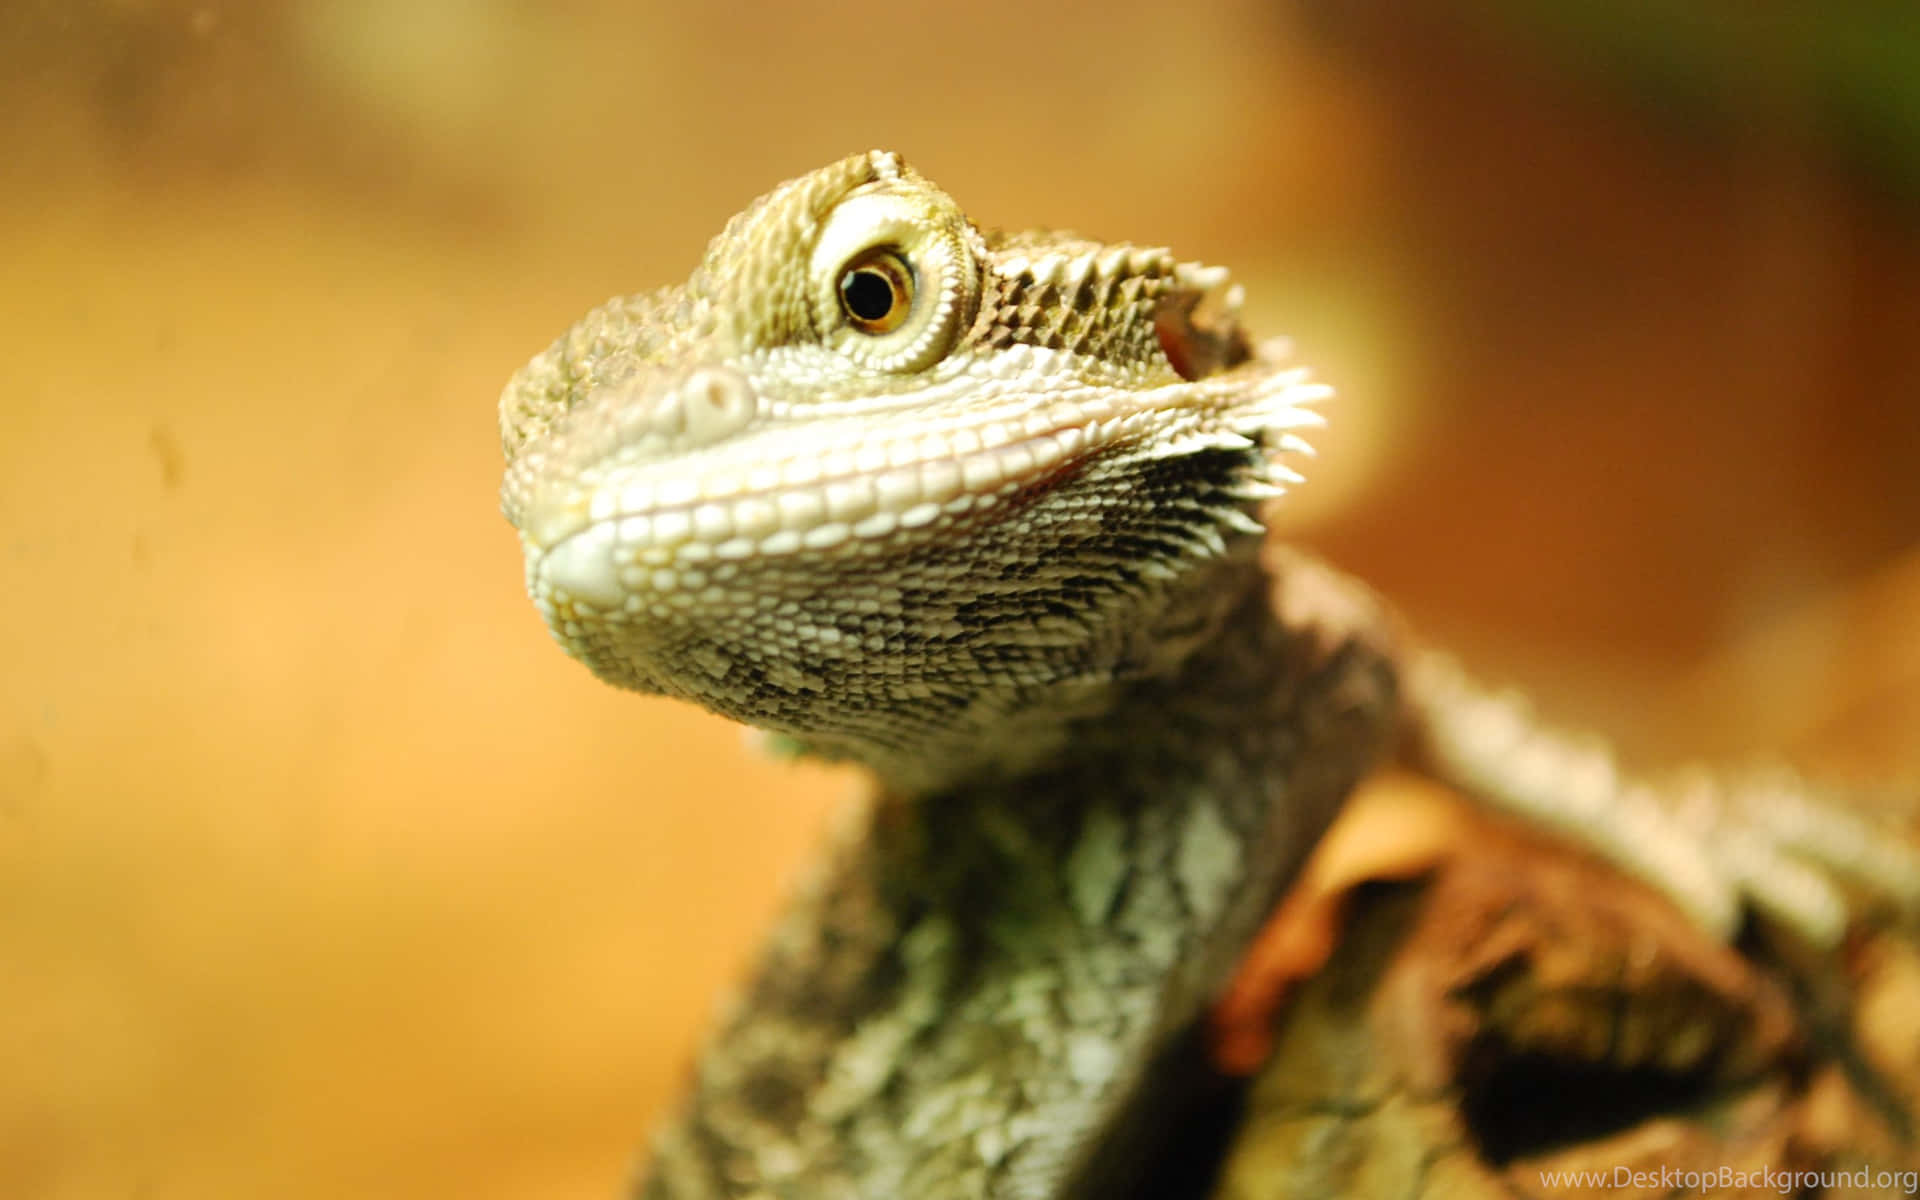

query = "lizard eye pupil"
[{"left": 837, "top": 250, "right": 914, "bottom": 334}]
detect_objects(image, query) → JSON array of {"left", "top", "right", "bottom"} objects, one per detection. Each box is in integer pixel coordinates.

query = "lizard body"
[{"left": 498, "top": 152, "right": 1919, "bottom": 1197}]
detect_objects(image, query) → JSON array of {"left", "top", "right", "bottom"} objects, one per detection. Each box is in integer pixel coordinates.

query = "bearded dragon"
[{"left": 498, "top": 151, "right": 1919, "bottom": 1198}]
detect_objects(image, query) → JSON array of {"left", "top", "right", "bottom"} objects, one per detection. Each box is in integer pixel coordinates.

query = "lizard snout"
[
  {"left": 615, "top": 363, "right": 759, "bottom": 449},
  {"left": 505, "top": 362, "right": 761, "bottom": 554}
]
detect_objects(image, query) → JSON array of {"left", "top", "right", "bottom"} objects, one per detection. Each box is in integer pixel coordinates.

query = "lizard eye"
[
  {"left": 810, "top": 184, "right": 980, "bottom": 373},
  {"left": 837, "top": 249, "right": 914, "bottom": 334}
]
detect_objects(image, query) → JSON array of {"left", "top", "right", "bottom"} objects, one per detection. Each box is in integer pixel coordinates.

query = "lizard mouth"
[
  {"left": 532, "top": 428, "right": 1094, "bottom": 611},
  {"left": 523, "top": 362, "right": 1139, "bottom": 612},
  {"left": 518, "top": 341, "right": 1327, "bottom": 616}
]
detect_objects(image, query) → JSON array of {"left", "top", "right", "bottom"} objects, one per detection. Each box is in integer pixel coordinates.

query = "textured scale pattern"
[{"left": 500, "top": 151, "right": 1327, "bottom": 790}]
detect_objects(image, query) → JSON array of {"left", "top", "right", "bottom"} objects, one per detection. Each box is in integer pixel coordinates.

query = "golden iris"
[{"left": 837, "top": 249, "right": 914, "bottom": 334}]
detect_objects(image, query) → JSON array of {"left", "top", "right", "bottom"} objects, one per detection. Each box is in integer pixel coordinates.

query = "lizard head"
[{"left": 499, "top": 150, "right": 1326, "bottom": 790}]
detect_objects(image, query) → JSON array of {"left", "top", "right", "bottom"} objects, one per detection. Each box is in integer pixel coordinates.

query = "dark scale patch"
[
  {"left": 735, "top": 1059, "right": 810, "bottom": 1128},
  {"left": 1093, "top": 531, "right": 1187, "bottom": 560},
  {"left": 1057, "top": 572, "right": 1123, "bottom": 595},
  {"left": 718, "top": 657, "right": 777, "bottom": 698},
  {"left": 1089, "top": 532, "right": 1198, "bottom": 568},
  {"left": 1039, "top": 600, "right": 1085, "bottom": 624},
  {"left": 948, "top": 599, "right": 1032, "bottom": 631},
  {"left": 1140, "top": 447, "right": 1250, "bottom": 489},
  {"left": 1031, "top": 574, "right": 1129, "bottom": 615}
]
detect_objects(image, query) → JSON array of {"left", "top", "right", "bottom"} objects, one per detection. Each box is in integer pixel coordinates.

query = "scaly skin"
[{"left": 498, "top": 151, "right": 1920, "bottom": 1197}]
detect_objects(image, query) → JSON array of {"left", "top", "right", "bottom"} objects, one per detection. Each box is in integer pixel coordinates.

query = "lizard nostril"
[{"left": 679, "top": 366, "right": 757, "bottom": 445}]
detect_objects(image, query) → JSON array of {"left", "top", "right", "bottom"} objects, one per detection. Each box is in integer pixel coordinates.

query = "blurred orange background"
[{"left": 2, "top": 2, "right": 1915, "bottom": 1196}]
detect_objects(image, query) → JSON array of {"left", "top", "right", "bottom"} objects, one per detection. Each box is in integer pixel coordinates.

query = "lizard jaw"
[
  {"left": 526, "top": 415, "right": 1093, "bottom": 614},
  {"left": 515, "top": 343, "right": 1326, "bottom": 633}
]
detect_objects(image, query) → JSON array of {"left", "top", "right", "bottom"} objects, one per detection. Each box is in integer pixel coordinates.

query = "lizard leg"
[{"left": 1400, "top": 650, "right": 1920, "bottom": 947}]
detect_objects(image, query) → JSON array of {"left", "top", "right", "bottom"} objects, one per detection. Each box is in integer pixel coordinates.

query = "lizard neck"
[
  {"left": 891, "top": 546, "right": 1400, "bottom": 1015},
  {"left": 857, "top": 540, "right": 1282, "bottom": 796},
  {"left": 642, "top": 549, "right": 1401, "bottom": 1197}
]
